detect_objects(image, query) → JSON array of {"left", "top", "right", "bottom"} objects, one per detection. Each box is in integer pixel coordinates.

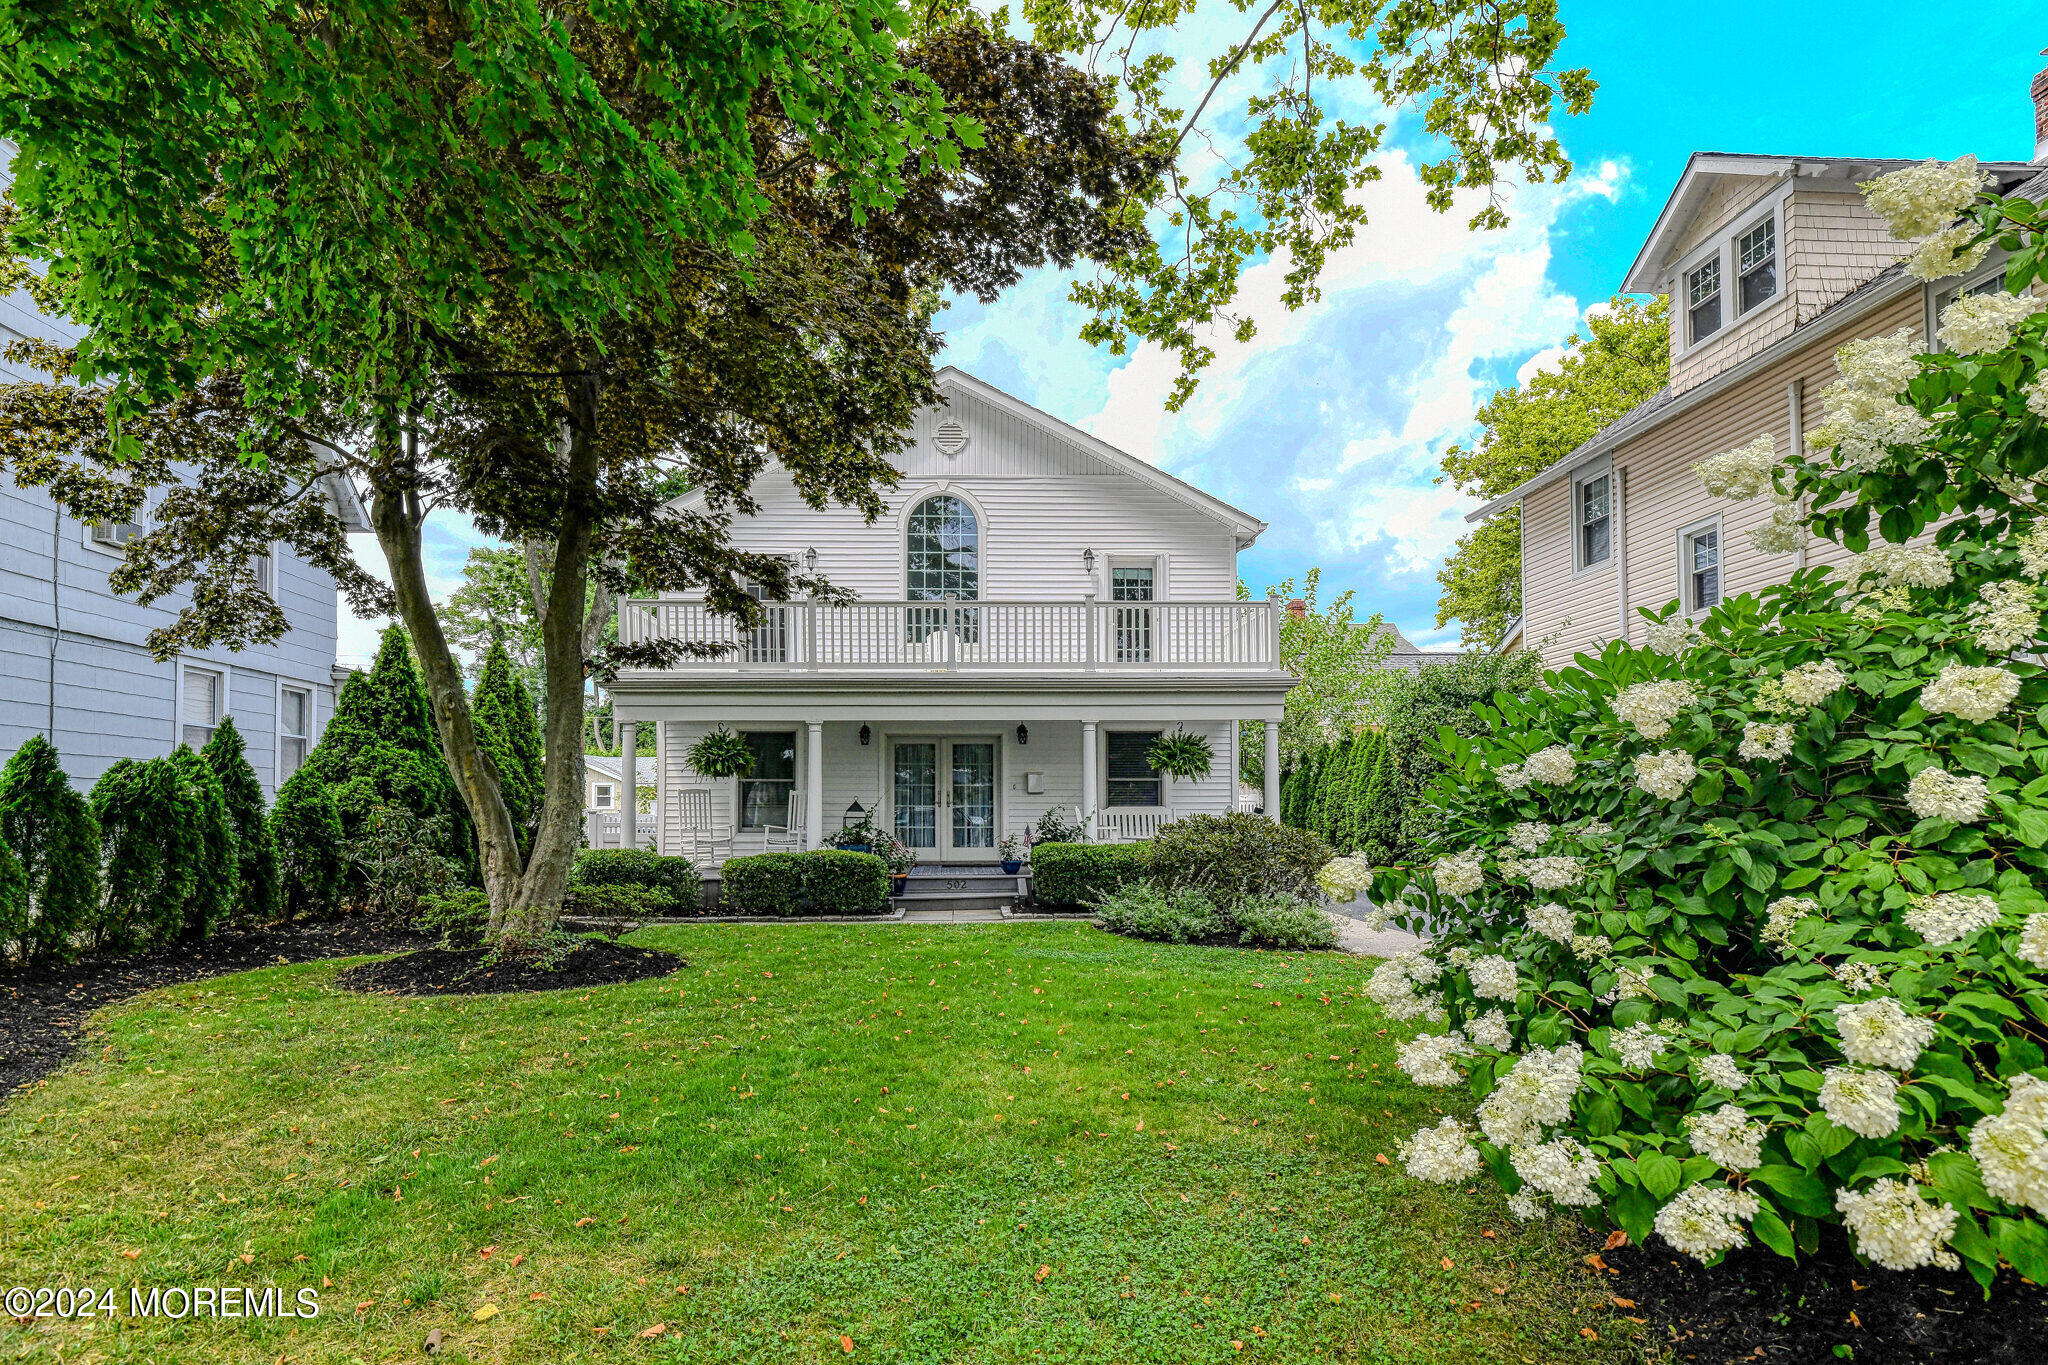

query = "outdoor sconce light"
[
  {"left": 858, "top": 723, "right": 872, "bottom": 746},
  {"left": 1016, "top": 724, "right": 1029, "bottom": 747},
  {"left": 1081, "top": 547, "right": 1096, "bottom": 574},
  {"left": 804, "top": 546, "right": 819, "bottom": 572}
]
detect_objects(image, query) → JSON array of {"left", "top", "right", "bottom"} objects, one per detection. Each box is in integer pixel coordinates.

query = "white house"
[
  {"left": 0, "top": 140, "right": 359, "bottom": 795},
  {"left": 606, "top": 369, "right": 1293, "bottom": 882}
]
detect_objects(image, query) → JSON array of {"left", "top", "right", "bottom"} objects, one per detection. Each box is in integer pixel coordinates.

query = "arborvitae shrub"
[
  {"left": 0, "top": 834, "right": 25, "bottom": 957},
  {"left": 1312, "top": 739, "right": 1350, "bottom": 845},
  {"left": 170, "top": 745, "right": 237, "bottom": 939},
  {"left": 0, "top": 735, "right": 101, "bottom": 964},
  {"left": 1338, "top": 733, "right": 1382, "bottom": 853},
  {"left": 202, "top": 717, "right": 278, "bottom": 925},
  {"left": 472, "top": 642, "right": 539, "bottom": 845},
  {"left": 271, "top": 767, "right": 345, "bottom": 920},
  {"left": 1355, "top": 741, "right": 1404, "bottom": 866},
  {"left": 90, "top": 757, "right": 200, "bottom": 951}
]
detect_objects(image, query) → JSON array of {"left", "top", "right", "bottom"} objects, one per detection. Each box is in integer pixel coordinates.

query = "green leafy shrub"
[
  {"left": 348, "top": 805, "right": 461, "bottom": 923},
  {"left": 563, "top": 882, "right": 670, "bottom": 934},
  {"left": 416, "top": 888, "right": 490, "bottom": 947},
  {"left": 1094, "top": 884, "right": 1229, "bottom": 943},
  {"left": 0, "top": 831, "right": 26, "bottom": 961},
  {"left": 471, "top": 642, "right": 541, "bottom": 846},
  {"left": 271, "top": 767, "right": 345, "bottom": 920},
  {"left": 1030, "top": 841, "right": 1150, "bottom": 908},
  {"left": 722, "top": 852, "right": 806, "bottom": 915},
  {"left": 201, "top": 718, "right": 278, "bottom": 925},
  {"left": 1354, "top": 742, "right": 1404, "bottom": 867},
  {"left": 1148, "top": 812, "right": 1330, "bottom": 909},
  {"left": 90, "top": 757, "right": 199, "bottom": 951},
  {"left": 1367, "top": 168, "right": 2048, "bottom": 1288},
  {"left": 0, "top": 736, "right": 100, "bottom": 964},
  {"left": 1147, "top": 729, "right": 1215, "bottom": 782},
  {"left": 800, "top": 850, "right": 889, "bottom": 915},
  {"left": 686, "top": 727, "right": 753, "bottom": 779},
  {"left": 1380, "top": 651, "right": 1543, "bottom": 854},
  {"left": 1232, "top": 894, "right": 1338, "bottom": 949},
  {"left": 571, "top": 848, "right": 697, "bottom": 907},
  {"left": 1032, "top": 808, "right": 1087, "bottom": 845},
  {"left": 170, "top": 745, "right": 237, "bottom": 939}
]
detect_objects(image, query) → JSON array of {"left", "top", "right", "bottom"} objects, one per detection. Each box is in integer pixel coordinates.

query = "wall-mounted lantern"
[
  {"left": 858, "top": 723, "right": 872, "bottom": 746},
  {"left": 1016, "top": 724, "right": 1029, "bottom": 747}
]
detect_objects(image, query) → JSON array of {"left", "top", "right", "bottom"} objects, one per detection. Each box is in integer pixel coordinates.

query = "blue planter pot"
[
  {"left": 1001, "top": 860, "right": 1023, "bottom": 875},
  {"left": 839, "top": 843, "right": 873, "bottom": 856}
]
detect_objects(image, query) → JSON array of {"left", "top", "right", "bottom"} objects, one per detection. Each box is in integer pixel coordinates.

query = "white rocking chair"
[
  {"left": 673, "top": 787, "right": 732, "bottom": 865},
  {"left": 737, "top": 791, "right": 805, "bottom": 854}
]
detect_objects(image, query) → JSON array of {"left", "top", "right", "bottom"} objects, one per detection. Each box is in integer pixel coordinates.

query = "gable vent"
[{"left": 932, "top": 418, "right": 969, "bottom": 456}]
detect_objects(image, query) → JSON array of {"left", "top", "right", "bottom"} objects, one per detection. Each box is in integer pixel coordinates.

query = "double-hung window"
[
  {"left": 1737, "top": 216, "right": 1777, "bottom": 313},
  {"left": 1576, "top": 471, "right": 1611, "bottom": 569},
  {"left": 279, "top": 686, "right": 311, "bottom": 782},
  {"left": 1105, "top": 731, "right": 1162, "bottom": 807},
  {"left": 181, "top": 665, "right": 223, "bottom": 749},
  {"left": 1686, "top": 257, "right": 1723, "bottom": 344},
  {"left": 1682, "top": 520, "right": 1722, "bottom": 614},
  {"left": 737, "top": 731, "right": 796, "bottom": 829},
  {"left": 592, "top": 783, "right": 615, "bottom": 810}
]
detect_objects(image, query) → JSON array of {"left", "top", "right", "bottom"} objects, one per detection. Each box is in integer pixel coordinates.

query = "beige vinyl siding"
[{"left": 1519, "top": 470, "right": 1620, "bottom": 662}]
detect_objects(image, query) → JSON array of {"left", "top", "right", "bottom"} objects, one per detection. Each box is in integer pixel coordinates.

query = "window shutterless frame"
[
  {"left": 1570, "top": 461, "right": 1613, "bottom": 572},
  {"left": 277, "top": 682, "right": 312, "bottom": 785},
  {"left": 177, "top": 662, "right": 226, "bottom": 750},
  {"left": 1669, "top": 184, "right": 1791, "bottom": 358},
  {"left": 1677, "top": 515, "right": 1724, "bottom": 615}
]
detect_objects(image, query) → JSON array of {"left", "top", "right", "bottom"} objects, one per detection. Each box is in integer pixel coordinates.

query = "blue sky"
[{"left": 341, "top": 8, "right": 2043, "bottom": 667}]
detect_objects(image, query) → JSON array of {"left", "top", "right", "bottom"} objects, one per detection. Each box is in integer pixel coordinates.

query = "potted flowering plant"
[
  {"left": 999, "top": 832, "right": 1025, "bottom": 874},
  {"left": 870, "top": 829, "right": 916, "bottom": 891},
  {"left": 827, "top": 813, "right": 879, "bottom": 856},
  {"left": 684, "top": 727, "right": 753, "bottom": 780}
]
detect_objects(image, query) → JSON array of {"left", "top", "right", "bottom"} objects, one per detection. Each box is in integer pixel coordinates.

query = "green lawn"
[{"left": 0, "top": 924, "right": 1648, "bottom": 1363}]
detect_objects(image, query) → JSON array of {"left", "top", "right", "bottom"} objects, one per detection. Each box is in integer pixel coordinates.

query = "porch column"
[
  {"left": 805, "top": 720, "right": 824, "bottom": 850},
  {"left": 1080, "top": 719, "right": 1098, "bottom": 840},
  {"left": 620, "top": 721, "right": 639, "bottom": 851},
  {"left": 1263, "top": 720, "right": 1281, "bottom": 824}
]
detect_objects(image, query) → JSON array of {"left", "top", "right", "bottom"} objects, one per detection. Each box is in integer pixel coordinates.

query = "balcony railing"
[{"left": 616, "top": 597, "right": 1284, "bottom": 673}]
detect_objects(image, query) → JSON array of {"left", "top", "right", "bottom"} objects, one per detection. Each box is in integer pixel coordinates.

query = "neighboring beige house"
[
  {"left": 583, "top": 754, "right": 658, "bottom": 850},
  {"left": 1470, "top": 67, "right": 2048, "bottom": 662}
]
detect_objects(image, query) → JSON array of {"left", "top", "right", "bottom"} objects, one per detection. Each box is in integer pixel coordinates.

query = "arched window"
[{"left": 905, "top": 495, "right": 978, "bottom": 602}]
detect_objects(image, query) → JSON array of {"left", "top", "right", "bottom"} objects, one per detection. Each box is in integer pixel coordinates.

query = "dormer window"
[
  {"left": 1687, "top": 257, "right": 1723, "bottom": 343},
  {"left": 1737, "top": 216, "right": 1777, "bottom": 313}
]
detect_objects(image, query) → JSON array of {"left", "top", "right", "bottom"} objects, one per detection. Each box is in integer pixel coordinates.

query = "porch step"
[
  {"left": 892, "top": 883, "right": 1023, "bottom": 912},
  {"left": 903, "top": 876, "right": 1027, "bottom": 895}
]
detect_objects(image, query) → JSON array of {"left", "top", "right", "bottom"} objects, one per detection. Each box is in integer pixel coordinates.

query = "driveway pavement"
[{"left": 1325, "top": 890, "right": 1428, "bottom": 957}]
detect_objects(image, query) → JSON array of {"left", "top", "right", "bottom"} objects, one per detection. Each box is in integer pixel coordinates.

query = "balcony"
[{"left": 615, "top": 597, "right": 1284, "bottom": 674}]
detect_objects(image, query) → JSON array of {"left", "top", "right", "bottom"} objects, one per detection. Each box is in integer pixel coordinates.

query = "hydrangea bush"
[{"left": 1365, "top": 161, "right": 2048, "bottom": 1288}]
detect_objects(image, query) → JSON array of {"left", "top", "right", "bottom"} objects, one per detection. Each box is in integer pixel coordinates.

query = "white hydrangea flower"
[
  {"left": 1366, "top": 955, "right": 1447, "bottom": 1023},
  {"left": 1968, "top": 1073, "right": 2048, "bottom": 1216},
  {"left": 1644, "top": 619, "right": 1702, "bottom": 655},
  {"left": 1527, "top": 902, "right": 1575, "bottom": 945},
  {"left": 1509, "top": 1138, "right": 1603, "bottom": 1207},
  {"left": 1903, "top": 891, "right": 2001, "bottom": 946},
  {"left": 1495, "top": 761, "right": 1531, "bottom": 791},
  {"left": 1466, "top": 1009, "right": 1513, "bottom": 1051},
  {"left": 1468, "top": 954, "right": 1520, "bottom": 1001},
  {"left": 1904, "top": 222, "right": 1992, "bottom": 282},
  {"left": 1495, "top": 854, "right": 1525, "bottom": 880},
  {"left": 1968, "top": 579, "right": 2041, "bottom": 653},
  {"left": 1750, "top": 496, "right": 1807, "bottom": 555},
  {"left": 1396, "top": 1029, "right": 1473, "bottom": 1087},
  {"left": 1654, "top": 1185, "right": 1761, "bottom": 1262},
  {"left": 1835, "top": 1179, "right": 1961, "bottom": 1271},
  {"left": 1855, "top": 543, "right": 1953, "bottom": 590},
  {"left": 1315, "top": 854, "right": 1374, "bottom": 902},
  {"left": 1737, "top": 721, "right": 1795, "bottom": 761},
  {"left": 1685, "top": 1104, "right": 1767, "bottom": 1170},
  {"left": 1522, "top": 856, "right": 1585, "bottom": 891},
  {"left": 1433, "top": 850, "right": 1484, "bottom": 897},
  {"left": 1522, "top": 744, "right": 1577, "bottom": 785},
  {"left": 1903, "top": 766, "right": 1990, "bottom": 824},
  {"left": 1613, "top": 679, "right": 1697, "bottom": 740},
  {"left": 1819, "top": 1066, "right": 1902, "bottom": 1138},
  {"left": 1399, "top": 1116, "right": 1484, "bottom": 1183},
  {"left": 1804, "top": 329, "right": 1930, "bottom": 470},
  {"left": 2019, "top": 913, "right": 2048, "bottom": 968},
  {"left": 1757, "top": 659, "right": 1849, "bottom": 714},
  {"left": 1859, "top": 156, "right": 1991, "bottom": 239},
  {"left": 1918, "top": 663, "right": 2021, "bottom": 722},
  {"left": 1634, "top": 749, "right": 1697, "bottom": 801},
  {"left": 1835, "top": 998, "right": 1937, "bottom": 1070},
  {"left": 1830, "top": 959, "right": 1886, "bottom": 994},
  {"left": 1761, "top": 896, "right": 1818, "bottom": 951},
  {"left": 1612, "top": 964, "right": 1658, "bottom": 1001},
  {"left": 1476, "top": 1043, "right": 1585, "bottom": 1148},
  {"left": 1506, "top": 1191, "right": 1547, "bottom": 1221},
  {"left": 1570, "top": 933, "right": 1611, "bottom": 961},
  {"left": 1696, "top": 1053, "right": 1746, "bottom": 1093},
  {"left": 1612, "top": 1022, "right": 1675, "bottom": 1070},
  {"left": 1693, "top": 433, "right": 1780, "bottom": 500},
  {"left": 1508, "top": 820, "right": 1552, "bottom": 853},
  {"left": 1445, "top": 945, "right": 1473, "bottom": 968},
  {"left": 1937, "top": 290, "right": 2041, "bottom": 356},
  {"left": 2026, "top": 375, "right": 2048, "bottom": 421},
  {"left": 2016, "top": 523, "right": 2048, "bottom": 580}
]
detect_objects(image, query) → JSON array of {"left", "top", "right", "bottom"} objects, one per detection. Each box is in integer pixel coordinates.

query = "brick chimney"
[
  {"left": 2036, "top": 48, "right": 2048, "bottom": 162},
  {"left": 1285, "top": 598, "right": 1307, "bottom": 621}
]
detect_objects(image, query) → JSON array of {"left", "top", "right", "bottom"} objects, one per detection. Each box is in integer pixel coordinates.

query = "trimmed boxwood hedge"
[
  {"left": 721, "top": 850, "right": 889, "bottom": 916},
  {"left": 1030, "top": 841, "right": 1150, "bottom": 908},
  {"left": 571, "top": 848, "right": 697, "bottom": 906}
]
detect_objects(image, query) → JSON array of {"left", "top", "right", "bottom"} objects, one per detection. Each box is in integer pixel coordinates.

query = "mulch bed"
[
  {"left": 1598, "top": 1229, "right": 2048, "bottom": 1362},
  {"left": 335, "top": 939, "right": 683, "bottom": 997},
  {"left": 1, "top": 918, "right": 432, "bottom": 1095}
]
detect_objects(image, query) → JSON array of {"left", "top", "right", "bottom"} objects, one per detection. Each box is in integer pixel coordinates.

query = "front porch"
[{"left": 601, "top": 677, "right": 1289, "bottom": 890}]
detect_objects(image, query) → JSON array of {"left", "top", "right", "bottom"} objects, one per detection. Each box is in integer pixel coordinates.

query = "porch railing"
[{"left": 615, "top": 597, "right": 1284, "bottom": 673}]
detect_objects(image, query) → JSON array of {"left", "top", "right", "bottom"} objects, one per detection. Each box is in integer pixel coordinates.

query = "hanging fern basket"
[
  {"left": 1147, "top": 729, "right": 1214, "bottom": 782},
  {"left": 686, "top": 727, "right": 755, "bottom": 779}
]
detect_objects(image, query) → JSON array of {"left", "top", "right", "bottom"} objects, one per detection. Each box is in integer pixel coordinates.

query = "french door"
[{"left": 891, "top": 738, "right": 999, "bottom": 860}]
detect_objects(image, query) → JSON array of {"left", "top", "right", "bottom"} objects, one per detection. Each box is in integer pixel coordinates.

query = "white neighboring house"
[
  {"left": 0, "top": 139, "right": 362, "bottom": 795},
  {"left": 583, "top": 754, "right": 659, "bottom": 850},
  {"left": 606, "top": 368, "right": 1293, "bottom": 881}
]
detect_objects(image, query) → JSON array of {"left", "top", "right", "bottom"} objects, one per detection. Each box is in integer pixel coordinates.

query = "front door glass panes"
[
  {"left": 742, "top": 579, "right": 788, "bottom": 663},
  {"left": 1112, "top": 564, "right": 1154, "bottom": 662},
  {"left": 1687, "top": 257, "right": 1722, "bottom": 342},
  {"left": 1688, "top": 529, "right": 1721, "bottom": 611},
  {"left": 950, "top": 742, "right": 996, "bottom": 849},
  {"left": 906, "top": 495, "right": 979, "bottom": 644},
  {"left": 893, "top": 742, "right": 938, "bottom": 849},
  {"left": 1738, "top": 217, "right": 1776, "bottom": 313},
  {"left": 738, "top": 731, "right": 796, "bottom": 829},
  {"left": 1106, "top": 731, "right": 1162, "bottom": 807}
]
